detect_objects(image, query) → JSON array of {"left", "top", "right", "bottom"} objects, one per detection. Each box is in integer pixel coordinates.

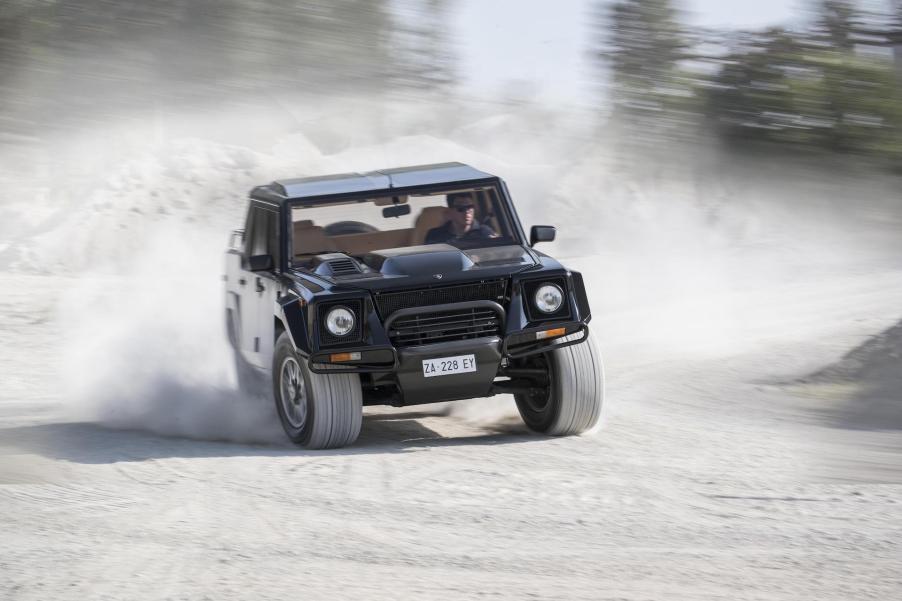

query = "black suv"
[{"left": 225, "top": 162, "right": 603, "bottom": 448}]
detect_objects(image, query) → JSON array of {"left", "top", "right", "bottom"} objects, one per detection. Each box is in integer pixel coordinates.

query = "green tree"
[
  {"left": 391, "top": 0, "right": 457, "bottom": 93},
  {"left": 893, "top": 0, "right": 902, "bottom": 79},
  {"left": 602, "top": 0, "right": 690, "bottom": 112},
  {"left": 0, "top": 0, "right": 407, "bottom": 135},
  {"left": 705, "top": 24, "right": 902, "bottom": 163},
  {"left": 706, "top": 27, "right": 809, "bottom": 143},
  {"left": 813, "top": 0, "right": 858, "bottom": 51}
]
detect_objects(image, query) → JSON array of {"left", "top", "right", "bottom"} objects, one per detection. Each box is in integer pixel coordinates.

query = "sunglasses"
[{"left": 453, "top": 204, "right": 476, "bottom": 213}]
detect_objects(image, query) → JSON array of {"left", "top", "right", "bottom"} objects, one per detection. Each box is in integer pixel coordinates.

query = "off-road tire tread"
[
  {"left": 274, "top": 333, "right": 362, "bottom": 449},
  {"left": 518, "top": 331, "right": 604, "bottom": 436}
]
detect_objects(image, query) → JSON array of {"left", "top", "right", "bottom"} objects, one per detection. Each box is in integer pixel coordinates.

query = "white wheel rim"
[{"left": 280, "top": 357, "right": 307, "bottom": 429}]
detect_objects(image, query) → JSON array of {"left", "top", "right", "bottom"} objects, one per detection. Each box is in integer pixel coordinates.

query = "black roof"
[{"left": 251, "top": 162, "right": 498, "bottom": 205}]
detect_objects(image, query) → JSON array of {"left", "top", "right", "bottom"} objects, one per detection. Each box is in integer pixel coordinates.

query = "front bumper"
[
  {"left": 307, "top": 320, "right": 588, "bottom": 377},
  {"left": 305, "top": 314, "right": 591, "bottom": 405},
  {"left": 502, "top": 322, "right": 588, "bottom": 358}
]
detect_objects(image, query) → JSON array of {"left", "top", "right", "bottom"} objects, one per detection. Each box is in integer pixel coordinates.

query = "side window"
[
  {"left": 486, "top": 188, "right": 513, "bottom": 239},
  {"left": 242, "top": 202, "right": 254, "bottom": 244},
  {"left": 250, "top": 210, "right": 269, "bottom": 256},
  {"left": 266, "top": 209, "right": 280, "bottom": 268},
  {"left": 245, "top": 208, "right": 264, "bottom": 256},
  {"left": 245, "top": 207, "right": 281, "bottom": 268}
]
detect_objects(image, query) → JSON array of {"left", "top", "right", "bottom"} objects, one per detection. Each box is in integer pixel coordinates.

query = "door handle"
[
  {"left": 256, "top": 277, "right": 265, "bottom": 293},
  {"left": 238, "top": 278, "right": 246, "bottom": 286}
]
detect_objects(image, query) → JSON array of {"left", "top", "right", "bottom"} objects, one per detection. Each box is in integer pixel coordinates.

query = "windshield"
[{"left": 289, "top": 185, "right": 520, "bottom": 265}]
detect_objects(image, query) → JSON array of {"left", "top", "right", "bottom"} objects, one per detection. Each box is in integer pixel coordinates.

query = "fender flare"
[{"left": 277, "top": 293, "right": 312, "bottom": 356}]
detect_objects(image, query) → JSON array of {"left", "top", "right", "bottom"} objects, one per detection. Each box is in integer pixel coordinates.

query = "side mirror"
[
  {"left": 247, "top": 254, "right": 274, "bottom": 271},
  {"left": 383, "top": 204, "right": 411, "bottom": 219},
  {"left": 529, "top": 225, "right": 556, "bottom": 246}
]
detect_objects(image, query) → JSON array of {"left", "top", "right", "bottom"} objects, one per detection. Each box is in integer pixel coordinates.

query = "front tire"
[
  {"left": 514, "top": 331, "right": 604, "bottom": 436},
  {"left": 272, "top": 332, "right": 363, "bottom": 449}
]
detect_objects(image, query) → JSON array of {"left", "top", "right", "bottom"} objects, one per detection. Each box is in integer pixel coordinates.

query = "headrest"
[
  {"left": 415, "top": 206, "right": 448, "bottom": 224},
  {"left": 410, "top": 206, "right": 450, "bottom": 245}
]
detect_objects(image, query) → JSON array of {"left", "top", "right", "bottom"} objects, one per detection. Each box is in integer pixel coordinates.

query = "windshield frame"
[{"left": 285, "top": 181, "right": 525, "bottom": 267}]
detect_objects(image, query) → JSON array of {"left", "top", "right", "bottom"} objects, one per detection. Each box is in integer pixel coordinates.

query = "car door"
[
  {"left": 251, "top": 206, "right": 282, "bottom": 369},
  {"left": 239, "top": 204, "right": 281, "bottom": 368}
]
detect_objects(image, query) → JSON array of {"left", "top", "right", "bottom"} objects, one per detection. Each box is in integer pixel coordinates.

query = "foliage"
[
  {"left": 0, "top": 0, "right": 458, "bottom": 137},
  {"left": 599, "top": 0, "right": 902, "bottom": 166},
  {"left": 705, "top": 30, "right": 902, "bottom": 164},
  {"left": 813, "top": 0, "right": 858, "bottom": 51},
  {"left": 598, "top": 0, "right": 712, "bottom": 146},
  {"left": 601, "top": 0, "right": 694, "bottom": 114},
  {"left": 391, "top": 0, "right": 457, "bottom": 92}
]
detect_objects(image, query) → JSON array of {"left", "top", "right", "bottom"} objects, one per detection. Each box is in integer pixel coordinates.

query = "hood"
[
  {"left": 289, "top": 244, "right": 562, "bottom": 294},
  {"left": 360, "top": 244, "right": 533, "bottom": 278}
]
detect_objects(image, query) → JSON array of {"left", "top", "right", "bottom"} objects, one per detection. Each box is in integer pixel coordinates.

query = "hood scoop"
[
  {"left": 310, "top": 253, "right": 366, "bottom": 278},
  {"left": 324, "top": 258, "right": 361, "bottom": 276},
  {"left": 362, "top": 244, "right": 475, "bottom": 277}
]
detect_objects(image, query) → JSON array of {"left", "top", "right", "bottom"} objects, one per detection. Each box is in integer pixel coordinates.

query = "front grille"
[
  {"left": 375, "top": 279, "right": 507, "bottom": 319},
  {"left": 388, "top": 306, "right": 502, "bottom": 347}
]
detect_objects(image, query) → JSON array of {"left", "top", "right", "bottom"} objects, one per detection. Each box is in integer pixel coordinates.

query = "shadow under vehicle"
[{"left": 225, "top": 162, "right": 603, "bottom": 448}]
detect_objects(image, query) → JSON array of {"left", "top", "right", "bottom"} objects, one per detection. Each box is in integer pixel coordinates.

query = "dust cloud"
[{"left": 3, "top": 97, "right": 898, "bottom": 442}]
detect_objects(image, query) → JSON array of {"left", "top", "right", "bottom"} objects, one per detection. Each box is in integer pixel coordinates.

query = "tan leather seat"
[
  {"left": 293, "top": 219, "right": 338, "bottom": 256},
  {"left": 410, "top": 207, "right": 450, "bottom": 245},
  {"left": 333, "top": 229, "right": 415, "bottom": 255}
]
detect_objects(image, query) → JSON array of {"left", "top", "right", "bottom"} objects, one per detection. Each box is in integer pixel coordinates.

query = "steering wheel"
[{"left": 324, "top": 221, "right": 379, "bottom": 236}]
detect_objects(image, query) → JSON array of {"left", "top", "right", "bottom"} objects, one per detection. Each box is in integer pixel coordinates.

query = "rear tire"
[
  {"left": 514, "top": 331, "right": 604, "bottom": 436},
  {"left": 272, "top": 332, "right": 363, "bottom": 449}
]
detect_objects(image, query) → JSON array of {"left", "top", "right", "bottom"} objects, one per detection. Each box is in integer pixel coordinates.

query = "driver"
[{"left": 425, "top": 192, "right": 496, "bottom": 244}]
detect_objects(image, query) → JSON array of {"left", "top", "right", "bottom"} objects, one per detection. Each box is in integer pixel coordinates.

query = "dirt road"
[{"left": 2, "top": 266, "right": 901, "bottom": 600}]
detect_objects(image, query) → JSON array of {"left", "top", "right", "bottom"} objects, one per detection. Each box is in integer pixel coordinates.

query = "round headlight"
[
  {"left": 325, "top": 306, "right": 355, "bottom": 336},
  {"left": 534, "top": 284, "right": 564, "bottom": 314}
]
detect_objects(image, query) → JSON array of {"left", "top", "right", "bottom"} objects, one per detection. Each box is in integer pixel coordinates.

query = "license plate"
[{"left": 422, "top": 354, "right": 477, "bottom": 378}]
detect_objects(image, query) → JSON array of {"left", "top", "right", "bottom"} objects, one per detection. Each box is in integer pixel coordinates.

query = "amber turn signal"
[
  {"left": 535, "top": 327, "right": 566, "bottom": 340},
  {"left": 329, "top": 351, "right": 362, "bottom": 362}
]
